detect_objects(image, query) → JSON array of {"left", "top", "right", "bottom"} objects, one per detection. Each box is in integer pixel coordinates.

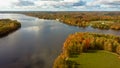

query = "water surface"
[{"left": 0, "top": 14, "right": 120, "bottom": 68}]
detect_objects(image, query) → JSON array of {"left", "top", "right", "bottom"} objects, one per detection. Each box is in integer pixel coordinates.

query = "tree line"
[{"left": 24, "top": 12, "right": 120, "bottom": 30}]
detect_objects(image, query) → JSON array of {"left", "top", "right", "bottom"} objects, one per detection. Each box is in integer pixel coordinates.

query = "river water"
[{"left": 0, "top": 14, "right": 120, "bottom": 68}]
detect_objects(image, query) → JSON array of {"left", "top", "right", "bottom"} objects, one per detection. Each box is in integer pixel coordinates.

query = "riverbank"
[
  {"left": 53, "top": 32, "right": 120, "bottom": 68},
  {"left": 24, "top": 12, "right": 120, "bottom": 30},
  {"left": 0, "top": 19, "right": 21, "bottom": 37}
]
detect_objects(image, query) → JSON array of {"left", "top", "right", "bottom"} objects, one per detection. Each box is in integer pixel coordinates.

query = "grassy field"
[{"left": 69, "top": 50, "right": 120, "bottom": 68}]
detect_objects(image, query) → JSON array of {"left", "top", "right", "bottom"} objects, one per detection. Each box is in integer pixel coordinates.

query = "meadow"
[{"left": 69, "top": 50, "right": 120, "bottom": 68}]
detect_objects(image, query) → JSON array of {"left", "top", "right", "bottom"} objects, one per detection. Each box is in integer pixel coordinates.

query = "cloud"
[
  {"left": 73, "top": 0, "right": 86, "bottom": 6},
  {"left": 33, "top": 0, "right": 83, "bottom": 8},
  {"left": 86, "top": 0, "right": 120, "bottom": 8},
  {"left": 0, "top": 0, "right": 18, "bottom": 8},
  {"left": 0, "top": 0, "right": 120, "bottom": 11},
  {"left": 100, "top": 0, "right": 120, "bottom": 8},
  {"left": 15, "top": 0, "right": 34, "bottom": 6}
]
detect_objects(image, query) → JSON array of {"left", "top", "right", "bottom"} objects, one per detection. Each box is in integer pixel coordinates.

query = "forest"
[
  {"left": 0, "top": 19, "right": 21, "bottom": 37},
  {"left": 24, "top": 12, "right": 120, "bottom": 30},
  {"left": 53, "top": 32, "right": 120, "bottom": 68}
]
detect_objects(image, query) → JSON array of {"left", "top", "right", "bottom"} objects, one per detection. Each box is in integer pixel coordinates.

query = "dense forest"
[
  {"left": 53, "top": 32, "right": 120, "bottom": 68},
  {"left": 0, "top": 19, "right": 21, "bottom": 37},
  {"left": 24, "top": 12, "right": 120, "bottom": 30}
]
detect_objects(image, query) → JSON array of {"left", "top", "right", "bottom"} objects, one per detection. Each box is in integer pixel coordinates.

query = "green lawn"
[{"left": 69, "top": 50, "right": 120, "bottom": 68}]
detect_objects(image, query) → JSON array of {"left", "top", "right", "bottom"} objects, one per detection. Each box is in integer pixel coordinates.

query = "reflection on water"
[{"left": 0, "top": 14, "right": 120, "bottom": 68}]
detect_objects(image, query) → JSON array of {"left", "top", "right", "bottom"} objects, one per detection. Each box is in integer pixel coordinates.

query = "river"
[{"left": 0, "top": 13, "right": 120, "bottom": 68}]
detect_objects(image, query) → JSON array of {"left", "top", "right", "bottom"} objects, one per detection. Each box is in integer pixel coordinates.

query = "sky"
[{"left": 0, "top": 0, "right": 120, "bottom": 11}]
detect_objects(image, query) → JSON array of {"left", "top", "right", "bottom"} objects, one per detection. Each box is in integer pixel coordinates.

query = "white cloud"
[
  {"left": 0, "top": 0, "right": 120, "bottom": 11},
  {"left": 34, "top": 0, "right": 81, "bottom": 8},
  {"left": 86, "top": 0, "right": 120, "bottom": 8},
  {"left": 0, "top": 0, "right": 18, "bottom": 8},
  {"left": 0, "top": 0, "right": 83, "bottom": 10}
]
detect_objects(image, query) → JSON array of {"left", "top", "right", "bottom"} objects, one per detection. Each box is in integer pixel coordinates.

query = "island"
[{"left": 0, "top": 19, "right": 21, "bottom": 37}]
